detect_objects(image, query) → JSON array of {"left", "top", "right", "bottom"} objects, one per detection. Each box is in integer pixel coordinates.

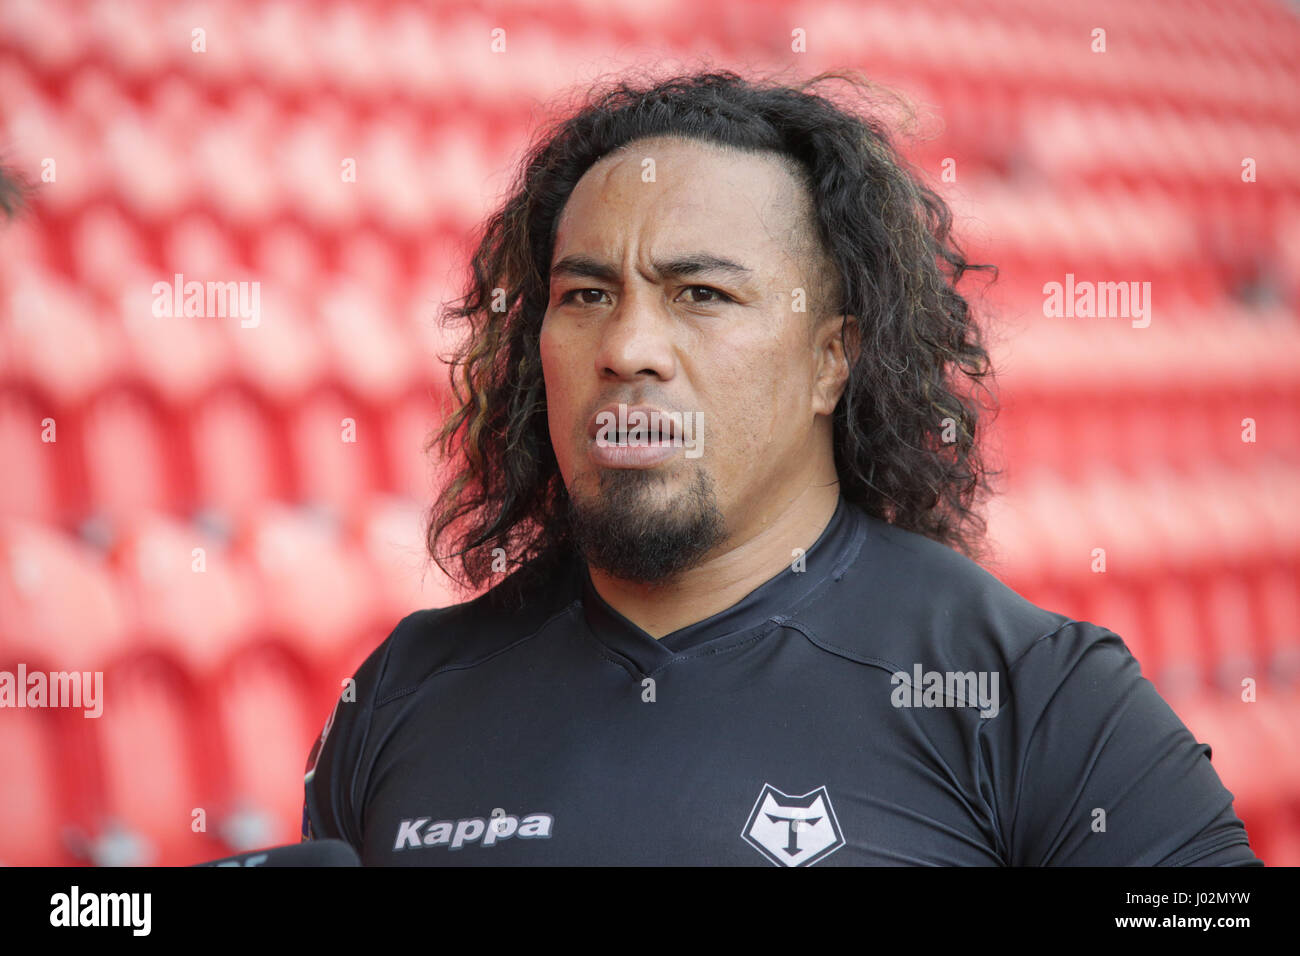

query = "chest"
[{"left": 356, "top": 650, "right": 1005, "bottom": 865}]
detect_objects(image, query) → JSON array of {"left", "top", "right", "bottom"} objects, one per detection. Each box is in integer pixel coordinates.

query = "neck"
[{"left": 585, "top": 481, "right": 842, "bottom": 639}]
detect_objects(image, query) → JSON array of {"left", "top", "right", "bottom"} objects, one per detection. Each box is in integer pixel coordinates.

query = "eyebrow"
[{"left": 549, "top": 253, "right": 754, "bottom": 284}]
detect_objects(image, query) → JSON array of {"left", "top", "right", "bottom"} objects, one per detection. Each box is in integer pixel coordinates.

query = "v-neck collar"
[{"left": 577, "top": 494, "right": 862, "bottom": 674}]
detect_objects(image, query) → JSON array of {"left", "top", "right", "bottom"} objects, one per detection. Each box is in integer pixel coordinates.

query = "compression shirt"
[{"left": 302, "top": 493, "right": 1262, "bottom": 866}]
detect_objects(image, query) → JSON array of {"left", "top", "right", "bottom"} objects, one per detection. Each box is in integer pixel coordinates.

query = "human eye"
[
  {"left": 678, "top": 285, "right": 733, "bottom": 304},
  {"left": 558, "top": 288, "right": 611, "bottom": 306}
]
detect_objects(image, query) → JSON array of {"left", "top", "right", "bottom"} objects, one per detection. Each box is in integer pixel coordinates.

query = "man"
[{"left": 302, "top": 69, "right": 1261, "bottom": 865}]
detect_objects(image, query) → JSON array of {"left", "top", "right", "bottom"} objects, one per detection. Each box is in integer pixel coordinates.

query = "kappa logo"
[
  {"left": 742, "top": 784, "right": 845, "bottom": 866},
  {"left": 394, "top": 810, "right": 554, "bottom": 851}
]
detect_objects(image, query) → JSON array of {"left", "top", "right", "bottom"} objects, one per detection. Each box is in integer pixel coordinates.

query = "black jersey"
[{"left": 302, "top": 494, "right": 1261, "bottom": 866}]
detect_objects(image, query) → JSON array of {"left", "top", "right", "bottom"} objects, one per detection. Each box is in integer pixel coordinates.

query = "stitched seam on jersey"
[
  {"left": 994, "top": 619, "right": 1111, "bottom": 864},
  {"left": 967, "top": 616, "right": 1086, "bottom": 868},
  {"left": 775, "top": 618, "right": 910, "bottom": 676},
  {"left": 645, "top": 619, "right": 784, "bottom": 676},
  {"left": 1163, "top": 795, "right": 1254, "bottom": 866},
  {"left": 578, "top": 619, "right": 784, "bottom": 678},
  {"left": 1002, "top": 617, "right": 1083, "bottom": 679},
  {"left": 973, "top": 717, "right": 1010, "bottom": 864},
  {"left": 775, "top": 514, "right": 869, "bottom": 622},
  {"left": 783, "top": 614, "right": 1011, "bottom": 861},
  {"left": 577, "top": 625, "right": 655, "bottom": 680},
  {"left": 374, "top": 602, "right": 582, "bottom": 706},
  {"left": 1167, "top": 831, "right": 1253, "bottom": 866}
]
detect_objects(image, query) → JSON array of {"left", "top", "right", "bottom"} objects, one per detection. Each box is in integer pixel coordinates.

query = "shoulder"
[
  {"left": 789, "top": 506, "right": 1082, "bottom": 673},
  {"left": 362, "top": 552, "right": 584, "bottom": 706}
]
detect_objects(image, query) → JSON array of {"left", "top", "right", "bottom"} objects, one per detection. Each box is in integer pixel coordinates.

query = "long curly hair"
[{"left": 426, "top": 67, "right": 1000, "bottom": 602}]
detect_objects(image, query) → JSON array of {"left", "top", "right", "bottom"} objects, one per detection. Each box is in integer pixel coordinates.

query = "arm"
[{"left": 985, "top": 621, "right": 1262, "bottom": 866}]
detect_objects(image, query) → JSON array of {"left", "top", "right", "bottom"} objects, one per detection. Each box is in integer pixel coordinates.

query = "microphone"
[{"left": 194, "top": 840, "right": 361, "bottom": 867}]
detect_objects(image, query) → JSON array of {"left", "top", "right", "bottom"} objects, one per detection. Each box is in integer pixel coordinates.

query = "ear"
[{"left": 812, "top": 313, "right": 859, "bottom": 416}]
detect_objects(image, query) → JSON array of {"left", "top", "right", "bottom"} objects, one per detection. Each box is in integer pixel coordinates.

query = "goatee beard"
[{"left": 564, "top": 466, "right": 726, "bottom": 584}]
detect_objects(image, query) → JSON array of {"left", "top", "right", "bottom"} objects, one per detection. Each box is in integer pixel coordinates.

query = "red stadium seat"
[
  {"left": 205, "top": 643, "right": 318, "bottom": 851},
  {"left": 355, "top": 494, "right": 463, "bottom": 627},
  {"left": 109, "top": 513, "right": 263, "bottom": 674},
  {"left": 0, "top": 388, "right": 64, "bottom": 523},
  {"left": 224, "top": 291, "right": 328, "bottom": 407},
  {"left": 1145, "top": 576, "right": 1214, "bottom": 701},
  {"left": 82, "top": 651, "right": 221, "bottom": 866},
  {"left": 2, "top": 269, "right": 123, "bottom": 409},
  {"left": 0, "top": 520, "right": 130, "bottom": 668},
  {"left": 317, "top": 279, "right": 418, "bottom": 407},
  {"left": 0, "top": 702, "right": 77, "bottom": 865},
  {"left": 80, "top": 386, "right": 181, "bottom": 523},
  {"left": 286, "top": 386, "right": 384, "bottom": 514},
  {"left": 383, "top": 388, "right": 447, "bottom": 501},
  {"left": 233, "top": 504, "right": 382, "bottom": 667},
  {"left": 188, "top": 386, "right": 289, "bottom": 520},
  {"left": 117, "top": 290, "right": 236, "bottom": 411},
  {"left": 1256, "top": 565, "right": 1300, "bottom": 685}
]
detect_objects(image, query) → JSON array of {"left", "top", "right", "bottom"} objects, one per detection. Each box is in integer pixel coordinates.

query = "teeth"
[{"left": 604, "top": 431, "right": 672, "bottom": 443}]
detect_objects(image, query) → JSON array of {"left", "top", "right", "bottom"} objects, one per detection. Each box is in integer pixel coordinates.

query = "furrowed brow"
[
  {"left": 549, "top": 255, "right": 620, "bottom": 283},
  {"left": 549, "top": 253, "right": 754, "bottom": 285},
  {"left": 651, "top": 254, "right": 753, "bottom": 281}
]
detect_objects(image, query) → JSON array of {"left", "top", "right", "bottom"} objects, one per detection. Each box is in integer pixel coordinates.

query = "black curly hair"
[{"left": 426, "top": 67, "right": 1000, "bottom": 602}]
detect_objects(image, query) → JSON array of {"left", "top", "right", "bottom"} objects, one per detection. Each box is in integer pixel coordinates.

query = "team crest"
[{"left": 742, "top": 783, "right": 844, "bottom": 866}]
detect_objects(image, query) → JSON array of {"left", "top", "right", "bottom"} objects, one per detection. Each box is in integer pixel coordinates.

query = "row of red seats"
[
  {"left": 0, "top": 73, "right": 517, "bottom": 229},
  {"left": 0, "top": 262, "right": 462, "bottom": 408},
  {"left": 809, "top": 3, "right": 1300, "bottom": 121},
  {"left": 984, "top": 298, "right": 1300, "bottom": 387},
  {"left": 0, "top": 382, "right": 453, "bottom": 525},
  {"left": 944, "top": 179, "right": 1268, "bottom": 280},
  {"left": 6, "top": 0, "right": 1296, "bottom": 118},
  {"left": 986, "top": 462, "right": 1300, "bottom": 578},
  {"left": 10, "top": 54, "right": 1299, "bottom": 216},
  {"left": 1020, "top": 99, "right": 1300, "bottom": 185},
  {"left": 9, "top": 194, "right": 1286, "bottom": 330},
  {"left": 960, "top": 0, "right": 1300, "bottom": 70},
  {"left": 0, "top": 502, "right": 464, "bottom": 676},
  {"left": 3, "top": 112, "right": 1268, "bottom": 278},
  {"left": 6, "top": 250, "right": 1293, "bottom": 404},
  {"left": 2, "top": 0, "right": 768, "bottom": 100},
  {"left": 988, "top": 392, "right": 1300, "bottom": 482},
  {"left": 0, "top": 637, "right": 369, "bottom": 866}
]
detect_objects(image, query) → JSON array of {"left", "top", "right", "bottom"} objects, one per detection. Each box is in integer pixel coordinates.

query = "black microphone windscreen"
[{"left": 194, "top": 839, "right": 360, "bottom": 867}]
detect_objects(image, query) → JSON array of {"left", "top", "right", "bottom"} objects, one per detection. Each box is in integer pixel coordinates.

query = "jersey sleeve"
[
  {"left": 301, "top": 634, "right": 392, "bottom": 851},
  {"left": 983, "top": 620, "right": 1263, "bottom": 866}
]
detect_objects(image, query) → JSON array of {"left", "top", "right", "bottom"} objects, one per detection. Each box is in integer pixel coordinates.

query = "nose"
[{"left": 594, "top": 283, "right": 676, "bottom": 382}]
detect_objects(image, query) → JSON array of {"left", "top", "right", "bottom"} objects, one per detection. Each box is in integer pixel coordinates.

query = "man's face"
[{"left": 539, "top": 135, "right": 847, "bottom": 584}]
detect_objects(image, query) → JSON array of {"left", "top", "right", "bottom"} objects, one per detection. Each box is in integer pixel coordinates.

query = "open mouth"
[
  {"left": 598, "top": 426, "right": 677, "bottom": 446},
  {"left": 588, "top": 403, "right": 680, "bottom": 445}
]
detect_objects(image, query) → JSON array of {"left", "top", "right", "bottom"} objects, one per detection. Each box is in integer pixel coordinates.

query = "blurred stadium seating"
[{"left": 1, "top": 0, "right": 1297, "bottom": 865}]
